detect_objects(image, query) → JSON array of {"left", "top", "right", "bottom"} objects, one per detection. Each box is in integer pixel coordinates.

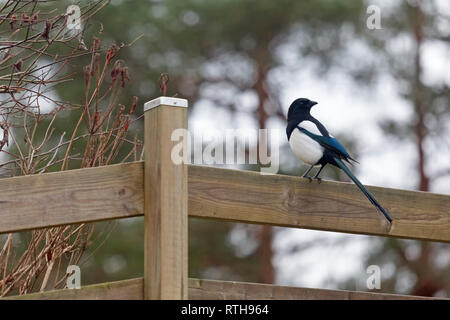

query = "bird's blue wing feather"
[
  {"left": 298, "top": 127, "right": 352, "bottom": 160},
  {"left": 322, "top": 136, "right": 351, "bottom": 158}
]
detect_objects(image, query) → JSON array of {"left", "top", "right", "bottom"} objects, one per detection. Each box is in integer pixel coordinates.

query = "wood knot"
[{"left": 283, "top": 185, "right": 296, "bottom": 209}]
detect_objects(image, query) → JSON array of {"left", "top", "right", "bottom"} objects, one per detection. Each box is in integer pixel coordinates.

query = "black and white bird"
[{"left": 286, "top": 98, "right": 392, "bottom": 223}]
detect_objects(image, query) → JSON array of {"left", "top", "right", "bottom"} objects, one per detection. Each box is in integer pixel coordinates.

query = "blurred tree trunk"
[
  {"left": 258, "top": 225, "right": 274, "bottom": 283},
  {"left": 254, "top": 60, "right": 275, "bottom": 283},
  {"left": 409, "top": 1, "right": 441, "bottom": 297},
  {"left": 411, "top": 243, "right": 443, "bottom": 296},
  {"left": 412, "top": 0, "right": 429, "bottom": 193}
]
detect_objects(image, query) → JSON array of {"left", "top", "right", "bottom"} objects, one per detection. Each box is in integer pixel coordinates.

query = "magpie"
[{"left": 286, "top": 98, "right": 392, "bottom": 223}]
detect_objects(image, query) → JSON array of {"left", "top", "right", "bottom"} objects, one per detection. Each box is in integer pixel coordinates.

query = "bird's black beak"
[{"left": 310, "top": 101, "right": 318, "bottom": 107}]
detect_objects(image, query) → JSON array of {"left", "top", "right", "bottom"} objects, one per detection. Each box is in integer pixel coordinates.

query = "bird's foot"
[
  {"left": 302, "top": 176, "right": 313, "bottom": 183},
  {"left": 314, "top": 177, "right": 322, "bottom": 184}
]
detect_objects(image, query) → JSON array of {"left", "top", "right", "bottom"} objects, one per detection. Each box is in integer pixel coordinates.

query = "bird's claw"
[
  {"left": 314, "top": 177, "right": 322, "bottom": 184},
  {"left": 302, "top": 176, "right": 313, "bottom": 183}
]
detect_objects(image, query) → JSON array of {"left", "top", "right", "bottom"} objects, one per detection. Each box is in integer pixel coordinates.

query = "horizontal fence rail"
[
  {"left": 4, "top": 278, "right": 440, "bottom": 300},
  {"left": 0, "top": 163, "right": 144, "bottom": 234},
  {"left": 189, "top": 165, "right": 450, "bottom": 243},
  {"left": 0, "top": 161, "right": 449, "bottom": 243}
]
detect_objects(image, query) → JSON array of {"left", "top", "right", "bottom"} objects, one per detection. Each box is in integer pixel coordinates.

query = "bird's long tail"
[{"left": 334, "top": 157, "right": 392, "bottom": 223}]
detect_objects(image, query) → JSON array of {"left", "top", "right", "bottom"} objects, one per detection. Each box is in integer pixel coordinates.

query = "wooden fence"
[{"left": 1, "top": 96, "right": 449, "bottom": 300}]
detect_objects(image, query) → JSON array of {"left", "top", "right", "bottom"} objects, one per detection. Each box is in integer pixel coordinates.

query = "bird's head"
[{"left": 287, "top": 98, "right": 317, "bottom": 121}]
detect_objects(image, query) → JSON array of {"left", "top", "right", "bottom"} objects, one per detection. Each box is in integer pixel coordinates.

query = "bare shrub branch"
[{"left": 0, "top": 0, "right": 142, "bottom": 296}]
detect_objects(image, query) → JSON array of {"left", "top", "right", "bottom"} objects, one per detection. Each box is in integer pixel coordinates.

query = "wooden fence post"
[{"left": 143, "top": 96, "right": 188, "bottom": 300}]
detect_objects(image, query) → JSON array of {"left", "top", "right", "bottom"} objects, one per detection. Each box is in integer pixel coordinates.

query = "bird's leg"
[
  {"left": 301, "top": 165, "right": 314, "bottom": 182},
  {"left": 312, "top": 164, "right": 326, "bottom": 184}
]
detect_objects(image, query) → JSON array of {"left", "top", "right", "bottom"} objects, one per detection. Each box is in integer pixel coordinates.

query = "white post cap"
[{"left": 144, "top": 96, "right": 188, "bottom": 112}]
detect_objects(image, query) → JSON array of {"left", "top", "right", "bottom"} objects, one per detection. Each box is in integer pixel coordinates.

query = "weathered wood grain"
[
  {"left": 4, "top": 278, "right": 144, "bottom": 300},
  {"left": 188, "top": 165, "right": 450, "bottom": 243},
  {"left": 187, "top": 278, "right": 441, "bottom": 300},
  {"left": 0, "top": 162, "right": 143, "bottom": 234},
  {"left": 5, "top": 278, "right": 440, "bottom": 300},
  {"left": 0, "top": 162, "right": 448, "bottom": 242},
  {"left": 144, "top": 101, "right": 188, "bottom": 299}
]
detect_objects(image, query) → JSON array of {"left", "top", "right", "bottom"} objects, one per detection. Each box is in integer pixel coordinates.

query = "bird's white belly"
[{"left": 289, "top": 130, "right": 324, "bottom": 165}]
